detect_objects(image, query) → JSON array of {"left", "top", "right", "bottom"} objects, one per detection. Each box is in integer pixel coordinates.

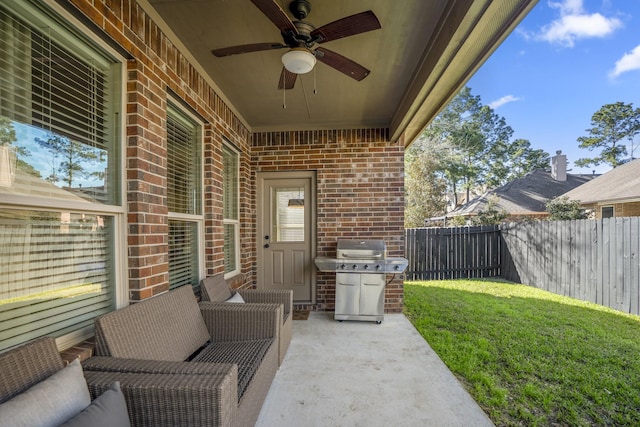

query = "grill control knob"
[
  {"left": 340, "top": 264, "right": 346, "bottom": 270},
  {"left": 363, "top": 264, "right": 369, "bottom": 270},
  {"left": 375, "top": 264, "right": 381, "bottom": 271},
  {"left": 394, "top": 265, "right": 400, "bottom": 271},
  {"left": 352, "top": 264, "right": 357, "bottom": 270}
]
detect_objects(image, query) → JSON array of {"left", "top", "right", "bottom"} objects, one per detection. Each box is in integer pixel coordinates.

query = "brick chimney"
[{"left": 551, "top": 150, "right": 567, "bottom": 181}]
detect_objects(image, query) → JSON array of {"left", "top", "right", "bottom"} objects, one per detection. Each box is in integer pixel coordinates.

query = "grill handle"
[{"left": 339, "top": 253, "right": 383, "bottom": 258}]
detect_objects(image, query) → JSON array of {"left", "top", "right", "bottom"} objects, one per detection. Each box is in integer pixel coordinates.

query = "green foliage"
[
  {"left": 405, "top": 279, "right": 640, "bottom": 426},
  {"left": 576, "top": 102, "right": 640, "bottom": 168},
  {"left": 420, "top": 87, "right": 549, "bottom": 207},
  {"left": 36, "top": 133, "right": 99, "bottom": 187},
  {"left": 405, "top": 137, "right": 448, "bottom": 227},
  {"left": 471, "top": 195, "right": 509, "bottom": 225},
  {"left": 448, "top": 215, "right": 468, "bottom": 226},
  {"left": 0, "top": 116, "right": 16, "bottom": 146},
  {"left": 546, "top": 196, "right": 587, "bottom": 220}
]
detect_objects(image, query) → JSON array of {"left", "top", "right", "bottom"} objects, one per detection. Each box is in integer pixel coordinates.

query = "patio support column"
[{"left": 125, "top": 58, "right": 170, "bottom": 301}]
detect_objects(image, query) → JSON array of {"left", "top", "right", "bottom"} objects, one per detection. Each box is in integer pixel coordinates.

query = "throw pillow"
[
  {"left": 0, "top": 358, "right": 90, "bottom": 427},
  {"left": 225, "top": 292, "right": 245, "bottom": 303},
  {"left": 60, "top": 381, "right": 131, "bottom": 427}
]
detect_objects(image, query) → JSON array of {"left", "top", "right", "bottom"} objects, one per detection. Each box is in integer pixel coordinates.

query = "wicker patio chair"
[
  {"left": 200, "top": 274, "right": 293, "bottom": 365},
  {"left": 83, "top": 285, "right": 281, "bottom": 427}
]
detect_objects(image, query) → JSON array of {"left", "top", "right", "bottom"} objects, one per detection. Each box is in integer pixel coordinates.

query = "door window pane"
[{"left": 274, "top": 187, "right": 305, "bottom": 242}]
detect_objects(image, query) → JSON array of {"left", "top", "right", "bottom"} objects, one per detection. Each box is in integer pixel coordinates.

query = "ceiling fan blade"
[
  {"left": 311, "top": 11, "right": 381, "bottom": 43},
  {"left": 211, "top": 42, "right": 287, "bottom": 57},
  {"left": 250, "top": 0, "right": 298, "bottom": 34},
  {"left": 315, "top": 47, "right": 370, "bottom": 81},
  {"left": 278, "top": 68, "right": 297, "bottom": 90}
]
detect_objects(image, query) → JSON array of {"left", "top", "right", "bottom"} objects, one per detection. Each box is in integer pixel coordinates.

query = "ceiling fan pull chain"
[
  {"left": 313, "top": 66, "right": 317, "bottom": 95},
  {"left": 283, "top": 84, "right": 287, "bottom": 109}
]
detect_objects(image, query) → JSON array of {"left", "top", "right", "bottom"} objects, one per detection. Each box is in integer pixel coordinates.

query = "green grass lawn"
[{"left": 404, "top": 279, "right": 640, "bottom": 426}]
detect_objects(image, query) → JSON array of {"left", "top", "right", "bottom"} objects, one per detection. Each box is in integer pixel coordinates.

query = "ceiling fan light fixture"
[{"left": 282, "top": 48, "right": 316, "bottom": 74}]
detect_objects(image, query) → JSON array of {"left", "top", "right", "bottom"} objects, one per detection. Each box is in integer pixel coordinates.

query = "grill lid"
[{"left": 336, "top": 240, "right": 386, "bottom": 260}]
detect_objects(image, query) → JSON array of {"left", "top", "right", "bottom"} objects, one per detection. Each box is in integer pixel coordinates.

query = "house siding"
[
  {"left": 588, "top": 201, "right": 640, "bottom": 219},
  {"left": 61, "top": 0, "right": 406, "bottom": 310}
]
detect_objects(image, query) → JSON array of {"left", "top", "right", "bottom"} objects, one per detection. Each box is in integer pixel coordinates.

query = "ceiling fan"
[{"left": 211, "top": 0, "right": 381, "bottom": 90}]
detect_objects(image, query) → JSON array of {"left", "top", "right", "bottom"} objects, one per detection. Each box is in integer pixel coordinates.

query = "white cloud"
[
  {"left": 609, "top": 44, "right": 640, "bottom": 78},
  {"left": 488, "top": 95, "right": 521, "bottom": 110},
  {"left": 549, "top": 0, "right": 583, "bottom": 15},
  {"left": 537, "top": 0, "right": 622, "bottom": 47}
]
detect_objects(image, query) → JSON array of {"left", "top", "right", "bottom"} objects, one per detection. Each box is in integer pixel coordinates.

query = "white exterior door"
[{"left": 257, "top": 171, "right": 315, "bottom": 303}]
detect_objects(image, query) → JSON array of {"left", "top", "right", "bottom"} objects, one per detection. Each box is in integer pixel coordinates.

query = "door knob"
[{"left": 264, "top": 243, "right": 270, "bottom": 248}]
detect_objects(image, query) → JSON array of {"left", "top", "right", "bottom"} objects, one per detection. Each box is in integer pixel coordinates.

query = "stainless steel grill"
[{"left": 314, "top": 240, "right": 408, "bottom": 323}]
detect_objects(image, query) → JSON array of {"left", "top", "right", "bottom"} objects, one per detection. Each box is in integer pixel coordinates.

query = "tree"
[
  {"left": 36, "top": 133, "right": 99, "bottom": 187},
  {"left": 0, "top": 116, "right": 40, "bottom": 178},
  {"left": 470, "top": 195, "right": 508, "bottom": 225},
  {"left": 576, "top": 102, "right": 640, "bottom": 169},
  {"left": 419, "top": 86, "right": 549, "bottom": 208},
  {"left": 404, "top": 136, "right": 448, "bottom": 228},
  {"left": 546, "top": 196, "right": 587, "bottom": 221}
]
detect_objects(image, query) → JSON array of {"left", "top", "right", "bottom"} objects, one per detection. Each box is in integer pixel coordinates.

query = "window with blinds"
[
  {"left": 167, "top": 103, "right": 202, "bottom": 289},
  {"left": 168, "top": 220, "right": 199, "bottom": 290},
  {"left": 223, "top": 143, "right": 239, "bottom": 276},
  {"left": 0, "top": 3, "right": 119, "bottom": 205},
  {"left": 0, "top": 209, "right": 114, "bottom": 352},
  {"left": 0, "top": 1, "right": 121, "bottom": 352}
]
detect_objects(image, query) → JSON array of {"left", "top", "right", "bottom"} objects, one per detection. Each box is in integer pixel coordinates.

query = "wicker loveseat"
[
  {"left": 82, "top": 285, "right": 282, "bottom": 427},
  {"left": 200, "top": 274, "right": 293, "bottom": 365}
]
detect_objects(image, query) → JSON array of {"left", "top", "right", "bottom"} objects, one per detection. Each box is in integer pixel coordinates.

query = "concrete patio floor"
[{"left": 256, "top": 312, "right": 494, "bottom": 427}]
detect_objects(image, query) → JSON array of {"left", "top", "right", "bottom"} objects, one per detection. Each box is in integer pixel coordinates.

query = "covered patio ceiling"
[{"left": 141, "top": 0, "right": 537, "bottom": 146}]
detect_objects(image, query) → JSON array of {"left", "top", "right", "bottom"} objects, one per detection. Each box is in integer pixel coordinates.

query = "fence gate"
[{"left": 405, "top": 225, "right": 501, "bottom": 280}]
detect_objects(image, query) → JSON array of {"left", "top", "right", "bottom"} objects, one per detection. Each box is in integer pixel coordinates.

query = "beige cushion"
[{"left": 200, "top": 274, "right": 232, "bottom": 302}]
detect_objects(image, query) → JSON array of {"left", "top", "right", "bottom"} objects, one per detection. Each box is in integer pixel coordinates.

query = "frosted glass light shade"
[{"left": 282, "top": 48, "right": 316, "bottom": 74}]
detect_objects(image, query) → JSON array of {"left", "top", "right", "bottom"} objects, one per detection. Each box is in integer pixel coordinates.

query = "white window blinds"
[
  {"left": 167, "top": 104, "right": 200, "bottom": 215},
  {"left": 0, "top": 209, "right": 114, "bottom": 352},
  {"left": 0, "top": 1, "right": 121, "bottom": 352},
  {"left": 167, "top": 103, "right": 201, "bottom": 289},
  {"left": 222, "top": 144, "right": 239, "bottom": 275},
  {"left": 0, "top": 3, "right": 118, "bottom": 205}
]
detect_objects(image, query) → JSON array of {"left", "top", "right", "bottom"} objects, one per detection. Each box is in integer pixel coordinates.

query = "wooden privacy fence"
[
  {"left": 501, "top": 218, "right": 640, "bottom": 316},
  {"left": 405, "top": 218, "right": 640, "bottom": 315},
  {"left": 405, "top": 225, "right": 501, "bottom": 280}
]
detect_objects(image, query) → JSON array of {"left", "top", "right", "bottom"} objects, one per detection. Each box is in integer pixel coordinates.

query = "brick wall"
[
  {"left": 67, "top": 0, "right": 254, "bottom": 300},
  {"left": 589, "top": 201, "right": 640, "bottom": 219},
  {"left": 253, "top": 130, "right": 406, "bottom": 312},
  {"left": 67, "top": 1, "right": 407, "bottom": 309}
]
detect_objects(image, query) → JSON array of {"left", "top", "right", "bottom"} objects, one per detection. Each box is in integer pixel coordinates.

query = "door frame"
[{"left": 256, "top": 170, "right": 317, "bottom": 304}]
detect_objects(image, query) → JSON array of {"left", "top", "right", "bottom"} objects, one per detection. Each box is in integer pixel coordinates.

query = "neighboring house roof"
[
  {"left": 449, "top": 170, "right": 595, "bottom": 217},
  {"left": 563, "top": 158, "right": 640, "bottom": 205}
]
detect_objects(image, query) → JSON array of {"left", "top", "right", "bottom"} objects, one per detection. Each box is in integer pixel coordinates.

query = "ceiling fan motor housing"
[{"left": 289, "top": 0, "right": 311, "bottom": 20}]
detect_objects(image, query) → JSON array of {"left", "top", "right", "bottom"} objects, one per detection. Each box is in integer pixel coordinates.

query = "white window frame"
[
  {"left": 223, "top": 142, "right": 240, "bottom": 279},
  {"left": 601, "top": 205, "right": 615, "bottom": 219},
  {"left": 166, "top": 100, "right": 205, "bottom": 289},
  {"left": 0, "top": 0, "right": 127, "bottom": 351}
]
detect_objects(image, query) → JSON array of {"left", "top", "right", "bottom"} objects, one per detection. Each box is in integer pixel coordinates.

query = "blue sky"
[{"left": 467, "top": 0, "right": 640, "bottom": 175}]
